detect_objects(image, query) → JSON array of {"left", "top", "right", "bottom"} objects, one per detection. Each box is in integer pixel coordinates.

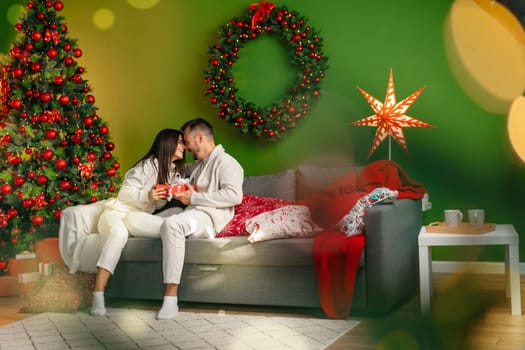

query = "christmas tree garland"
[{"left": 204, "top": 2, "right": 328, "bottom": 141}]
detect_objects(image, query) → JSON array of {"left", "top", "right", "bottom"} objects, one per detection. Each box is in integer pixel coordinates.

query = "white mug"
[
  {"left": 468, "top": 209, "right": 485, "bottom": 229},
  {"left": 444, "top": 209, "right": 463, "bottom": 227}
]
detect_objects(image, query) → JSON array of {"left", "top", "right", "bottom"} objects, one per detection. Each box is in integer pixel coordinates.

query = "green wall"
[{"left": 2, "top": 0, "right": 524, "bottom": 262}]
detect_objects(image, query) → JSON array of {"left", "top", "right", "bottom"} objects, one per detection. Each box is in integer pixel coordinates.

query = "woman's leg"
[{"left": 91, "top": 209, "right": 129, "bottom": 316}]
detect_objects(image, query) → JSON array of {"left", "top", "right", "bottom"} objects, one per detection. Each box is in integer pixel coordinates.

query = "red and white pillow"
[
  {"left": 216, "top": 195, "right": 293, "bottom": 238},
  {"left": 246, "top": 205, "right": 323, "bottom": 243}
]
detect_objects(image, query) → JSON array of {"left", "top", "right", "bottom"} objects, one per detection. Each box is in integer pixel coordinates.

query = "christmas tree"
[{"left": 0, "top": 0, "right": 121, "bottom": 273}]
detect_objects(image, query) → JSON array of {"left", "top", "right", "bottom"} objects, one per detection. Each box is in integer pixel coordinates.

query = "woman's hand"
[{"left": 149, "top": 185, "right": 168, "bottom": 202}]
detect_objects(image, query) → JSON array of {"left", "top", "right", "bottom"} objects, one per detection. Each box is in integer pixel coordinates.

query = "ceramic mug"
[
  {"left": 444, "top": 209, "right": 463, "bottom": 227},
  {"left": 468, "top": 209, "right": 485, "bottom": 229}
]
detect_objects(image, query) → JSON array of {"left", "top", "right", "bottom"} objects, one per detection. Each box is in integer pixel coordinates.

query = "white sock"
[
  {"left": 157, "top": 296, "right": 178, "bottom": 320},
  {"left": 91, "top": 291, "right": 106, "bottom": 316}
]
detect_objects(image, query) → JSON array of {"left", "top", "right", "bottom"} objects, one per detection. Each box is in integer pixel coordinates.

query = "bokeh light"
[
  {"left": 93, "top": 8, "right": 115, "bottom": 31},
  {"left": 126, "top": 0, "right": 160, "bottom": 10},
  {"left": 507, "top": 96, "right": 525, "bottom": 163},
  {"left": 6, "top": 5, "right": 24, "bottom": 25},
  {"left": 444, "top": 0, "right": 525, "bottom": 114}
]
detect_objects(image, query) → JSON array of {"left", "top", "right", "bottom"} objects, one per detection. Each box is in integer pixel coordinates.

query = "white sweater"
[{"left": 186, "top": 145, "right": 244, "bottom": 233}]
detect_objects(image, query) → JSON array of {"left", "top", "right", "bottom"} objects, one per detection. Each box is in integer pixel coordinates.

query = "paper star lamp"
[{"left": 353, "top": 69, "right": 436, "bottom": 158}]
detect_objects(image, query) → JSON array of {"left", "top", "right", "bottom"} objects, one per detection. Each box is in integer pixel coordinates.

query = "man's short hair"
[{"left": 182, "top": 117, "right": 214, "bottom": 137}]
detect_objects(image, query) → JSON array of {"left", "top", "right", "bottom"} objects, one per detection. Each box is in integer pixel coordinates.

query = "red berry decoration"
[{"left": 204, "top": 4, "right": 328, "bottom": 141}]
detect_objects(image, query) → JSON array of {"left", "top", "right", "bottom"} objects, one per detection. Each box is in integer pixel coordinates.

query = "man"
[{"left": 156, "top": 117, "right": 244, "bottom": 319}]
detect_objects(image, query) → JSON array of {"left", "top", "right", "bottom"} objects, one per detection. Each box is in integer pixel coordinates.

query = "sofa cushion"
[
  {"left": 120, "top": 236, "right": 365, "bottom": 268},
  {"left": 243, "top": 169, "right": 296, "bottom": 200},
  {"left": 295, "top": 165, "right": 356, "bottom": 199}
]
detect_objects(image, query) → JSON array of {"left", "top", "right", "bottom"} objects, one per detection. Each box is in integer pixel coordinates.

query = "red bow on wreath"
[{"left": 249, "top": 0, "right": 275, "bottom": 30}]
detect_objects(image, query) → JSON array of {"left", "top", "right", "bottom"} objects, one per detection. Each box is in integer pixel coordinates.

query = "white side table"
[{"left": 418, "top": 224, "right": 521, "bottom": 315}]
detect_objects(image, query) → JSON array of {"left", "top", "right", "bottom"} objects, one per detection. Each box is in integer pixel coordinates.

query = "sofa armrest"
[{"left": 363, "top": 198, "right": 422, "bottom": 315}]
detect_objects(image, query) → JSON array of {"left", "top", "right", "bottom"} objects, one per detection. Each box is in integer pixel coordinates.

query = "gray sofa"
[{"left": 105, "top": 165, "right": 422, "bottom": 316}]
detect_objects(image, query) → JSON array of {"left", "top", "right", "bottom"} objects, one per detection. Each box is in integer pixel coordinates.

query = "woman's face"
[{"left": 171, "top": 136, "right": 185, "bottom": 161}]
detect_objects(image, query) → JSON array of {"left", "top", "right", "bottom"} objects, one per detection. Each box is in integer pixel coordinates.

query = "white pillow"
[{"left": 246, "top": 205, "right": 323, "bottom": 243}]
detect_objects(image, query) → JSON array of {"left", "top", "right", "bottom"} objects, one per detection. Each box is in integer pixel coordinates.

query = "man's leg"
[{"left": 157, "top": 209, "right": 213, "bottom": 319}]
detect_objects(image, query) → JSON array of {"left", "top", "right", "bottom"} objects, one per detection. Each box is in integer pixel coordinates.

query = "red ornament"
[
  {"left": 106, "top": 142, "right": 115, "bottom": 151},
  {"left": 83, "top": 117, "right": 93, "bottom": 126},
  {"left": 54, "top": 1, "right": 64, "bottom": 11},
  {"left": 59, "top": 180, "right": 71, "bottom": 190},
  {"left": 1, "top": 183, "right": 13, "bottom": 195},
  {"left": 45, "top": 129, "right": 57, "bottom": 140},
  {"left": 59, "top": 95, "right": 70, "bottom": 105},
  {"left": 31, "top": 31, "right": 42, "bottom": 41},
  {"left": 23, "top": 198, "right": 34, "bottom": 208},
  {"left": 47, "top": 48, "right": 58, "bottom": 58},
  {"left": 99, "top": 126, "right": 109, "bottom": 135},
  {"left": 13, "top": 176, "right": 25, "bottom": 187},
  {"left": 41, "top": 92, "right": 52, "bottom": 103},
  {"left": 86, "top": 152, "right": 97, "bottom": 162},
  {"left": 54, "top": 75, "right": 64, "bottom": 84},
  {"left": 36, "top": 175, "right": 48, "bottom": 185},
  {"left": 107, "top": 168, "right": 117, "bottom": 177},
  {"left": 13, "top": 67, "right": 23, "bottom": 77},
  {"left": 55, "top": 158, "right": 67, "bottom": 170},
  {"left": 42, "top": 149, "right": 54, "bottom": 160},
  {"left": 31, "top": 62, "right": 42, "bottom": 72},
  {"left": 72, "top": 48, "right": 82, "bottom": 58},
  {"left": 31, "top": 215, "right": 44, "bottom": 226}
]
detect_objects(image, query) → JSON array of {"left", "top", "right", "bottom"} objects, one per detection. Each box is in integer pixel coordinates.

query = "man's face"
[{"left": 183, "top": 129, "right": 200, "bottom": 160}]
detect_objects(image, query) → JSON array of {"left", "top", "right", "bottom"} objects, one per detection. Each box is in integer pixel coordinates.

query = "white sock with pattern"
[
  {"left": 157, "top": 296, "right": 178, "bottom": 320},
  {"left": 91, "top": 291, "right": 106, "bottom": 316}
]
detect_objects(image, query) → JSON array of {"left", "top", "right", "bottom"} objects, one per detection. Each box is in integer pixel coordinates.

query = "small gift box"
[
  {"left": 155, "top": 177, "right": 191, "bottom": 200},
  {"left": 18, "top": 271, "right": 41, "bottom": 302},
  {"left": 38, "top": 261, "right": 54, "bottom": 276},
  {"left": 8, "top": 252, "right": 38, "bottom": 277}
]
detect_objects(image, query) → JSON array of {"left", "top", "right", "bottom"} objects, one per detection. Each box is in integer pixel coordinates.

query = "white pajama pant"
[
  {"left": 96, "top": 207, "right": 186, "bottom": 274},
  {"left": 160, "top": 209, "right": 214, "bottom": 284},
  {"left": 96, "top": 210, "right": 129, "bottom": 274}
]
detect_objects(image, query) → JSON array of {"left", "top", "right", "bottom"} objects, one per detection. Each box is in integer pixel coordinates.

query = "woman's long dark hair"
[{"left": 134, "top": 128, "right": 185, "bottom": 184}]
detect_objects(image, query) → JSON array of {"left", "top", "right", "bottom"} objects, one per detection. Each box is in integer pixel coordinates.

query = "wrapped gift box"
[
  {"left": 8, "top": 253, "right": 38, "bottom": 277},
  {"left": 0, "top": 275, "right": 20, "bottom": 296},
  {"left": 36, "top": 237, "right": 64, "bottom": 267},
  {"left": 18, "top": 271, "right": 41, "bottom": 302}
]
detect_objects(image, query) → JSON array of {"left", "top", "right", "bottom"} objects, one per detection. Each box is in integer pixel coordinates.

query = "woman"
[{"left": 59, "top": 128, "right": 186, "bottom": 316}]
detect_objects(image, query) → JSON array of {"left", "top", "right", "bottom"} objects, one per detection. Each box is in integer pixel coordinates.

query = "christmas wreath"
[{"left": 204, "top": 2, "right": 328, "bottom": 141}]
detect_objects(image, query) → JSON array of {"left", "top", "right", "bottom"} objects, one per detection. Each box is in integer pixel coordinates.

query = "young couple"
[{"left": 58, "top": 118, "right": 244, "bottom": 319}]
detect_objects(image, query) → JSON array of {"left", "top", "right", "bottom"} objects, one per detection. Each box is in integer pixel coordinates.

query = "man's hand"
[{"left": 173, "top": 185, "right": 195, "bottom": 205}]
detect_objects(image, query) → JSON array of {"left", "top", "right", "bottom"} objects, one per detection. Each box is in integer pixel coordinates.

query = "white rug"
[{"left": 0, "top": 308, "right": 359, "bottom": 350}]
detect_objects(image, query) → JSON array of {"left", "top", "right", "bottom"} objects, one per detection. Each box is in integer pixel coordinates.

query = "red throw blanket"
[{"left": 310, "top": 160, "right": 426, "bottom": 318}]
